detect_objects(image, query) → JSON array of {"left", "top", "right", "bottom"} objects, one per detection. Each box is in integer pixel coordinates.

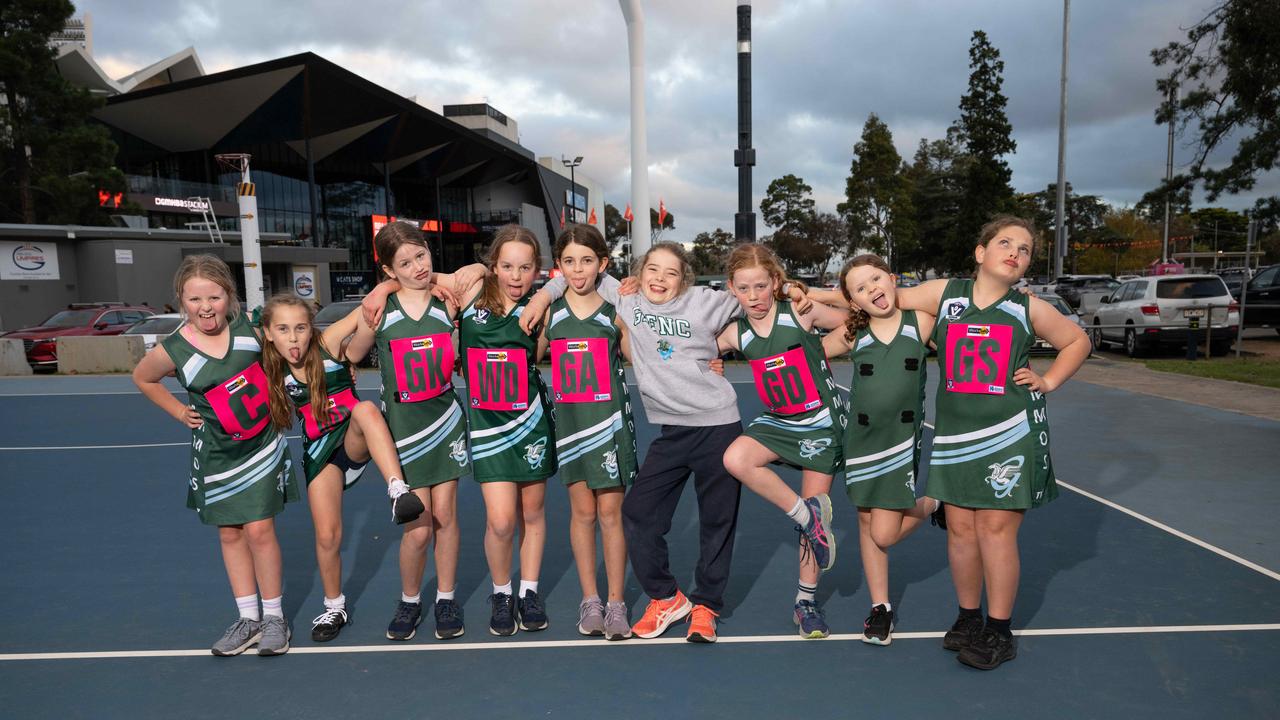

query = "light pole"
[{"left": 562, "top": 155, "right": 583, "bottom": 225}]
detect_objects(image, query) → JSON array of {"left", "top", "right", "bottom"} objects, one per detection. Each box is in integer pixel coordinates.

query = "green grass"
[{"left": 1144, "top": 357, "right": 1280, "bottom": 389}]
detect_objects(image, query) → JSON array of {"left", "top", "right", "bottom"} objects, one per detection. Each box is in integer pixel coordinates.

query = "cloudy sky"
[{"left": 83, "top": 0, "right": 1276, "bottom": 239}]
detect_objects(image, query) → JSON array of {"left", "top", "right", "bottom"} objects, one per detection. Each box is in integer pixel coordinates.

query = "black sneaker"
[
  {"left": 386, "top": 601, "right": 422, "bottom": 641},
  {"left": 942, "top": 612, "right": 985, "bottom": 651},
  {"left": 310, "top": 607, "right": 349, "bottom": 643},
  {"left": 489, "top": 592, "right": 517, "bottom": 636},
  {"left": 392, "top": 492, "right": 425, "bottom": 525},
  {"left": 930, "top": 500, "right": 947, "bottom": 530},
  {"left": 957, "top": 627, "right": 1017, "bottom": 670},
  {"left": 517, "top": 590, "right": 548, "bottom": 632},
  {"left": 862, "top": 604, "right": 895, "bottom": 646},
  {"left": 434, "top": 598, "right": 465, "bottom": 640}
]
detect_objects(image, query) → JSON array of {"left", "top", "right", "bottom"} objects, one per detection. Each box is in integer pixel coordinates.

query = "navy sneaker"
[
  {"left": 386, "top": 601, "right": 422, "bottom": 641},
  {"left": 796, "top": 494, "right": 835, "bottom": 572},
  {"left": 958, "top": 627, "right": 1017, "bottom": 670},
  {"left": 433, "top": 598, "right": 464, "bottom": 640},
  {"left": 793, "top": 600, "right": 830, "bottom": 639},
  {"left": 862, "top": 604, "right": 895, "bottom": 646},
  {"left": 517, "top": 590, "right": 548, "bottom": 632},
  {"left": 489, "top": 593, "right": 517, "bottom": 636}
]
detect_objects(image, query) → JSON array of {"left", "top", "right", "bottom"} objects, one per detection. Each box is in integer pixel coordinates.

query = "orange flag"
[
  {"left": 588, "top": 207, "right": 598, "bottom": 225},
  {"left": 658, "top": 198, "right": 667, "bottom": 226},
  {"left": 559, "top": 206, "right": 565, "bottom": 229},
  {"left": 623, "top": 203, "right": 634, "bottom": 222}
]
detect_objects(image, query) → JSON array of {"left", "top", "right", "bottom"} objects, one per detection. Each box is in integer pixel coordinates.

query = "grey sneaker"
[
  {"left": 603, "top": 601, "right": 632, "bottom": 641},
  {"left": 577, "top": 597, "right": 605, "bottom": 637},
  {"left": 211, "top": 617, "right": 262, "bottom": 657},
  {"left": 257, "top": 615, "right": 291, "bottom": 656}
]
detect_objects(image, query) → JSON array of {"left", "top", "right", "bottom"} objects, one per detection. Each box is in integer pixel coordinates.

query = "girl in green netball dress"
[
  {"left": 816, "top": 254, "right": 939, "bottom": 647},
  {"left": 897, "top": 216, "right": 1090, "bottom": 670},
  {"left": 354, "top": 223, "right": 483, "bottom": 642},
  {"left": 718, "top": 243, "right": 847, "bottom": 639},
  {"left": 133, "top": 255, "right": 298, "bottom": 657},
  {"left": 536, "top": 225, "right": 638, "bottom": 641},
  {"left": 259, "top": 293, "right": 425, "bottom": 643}
]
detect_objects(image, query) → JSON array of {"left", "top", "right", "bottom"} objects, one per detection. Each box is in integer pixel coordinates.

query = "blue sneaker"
[
  {"left": 386, "top": 601, "right": 421, "bottom": 641},
  {"left": 793, "top": 600, "right": 830, "bottom": 639},
  {"left": 517, "top": 590, "right": 548, "bottom": 632},
  {"left": 797, "top": 494, "right": 835, "bottom": 572},
  {"left": 434, "top": 598, "right": 464, "bottom": 640},
  {"left": 489, "top": 593, "right": 517, "bottom": 636}
]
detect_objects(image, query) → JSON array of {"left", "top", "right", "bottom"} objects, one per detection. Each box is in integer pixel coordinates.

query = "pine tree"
[
  {"left": 955, "top": 30, "right": 1017, "bottom": 258},
  {"left": 838, "top": 113, "right": 914, "bottom": 268}
]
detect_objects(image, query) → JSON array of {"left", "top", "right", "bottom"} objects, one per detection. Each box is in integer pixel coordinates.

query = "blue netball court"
[{"left": 1, "top": 364, "right": 1276, "bottom": 719}]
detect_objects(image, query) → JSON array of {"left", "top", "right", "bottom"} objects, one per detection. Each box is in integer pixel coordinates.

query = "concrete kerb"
[
  {"left": 56, "top": 336, "right": 144, "bottom": 374},
  {"left": 0, "top": 339, "right": 33, "bottom": 376}
]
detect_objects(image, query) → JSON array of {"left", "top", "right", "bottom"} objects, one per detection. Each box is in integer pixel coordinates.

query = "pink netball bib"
[
  {"left": 205, "top": 361, "right": 272, "bottom": 441},
  {"left": 749, "top": 346, "right": 822, "bottom": 415},
  {"left": 944, "top": 323, "right": 1013, "bottom": 395},
  {"left": 301, "top": 387, "right": 359, "bottom": 441},
  {"left": 550, "top": 337, "right": 613, "bottom": 403},
  {"left": 466, "top": 347, "right": 530, "bottom": 411},
  {"left": 389, "top": 334, "right": 454, "bottom": 402}
]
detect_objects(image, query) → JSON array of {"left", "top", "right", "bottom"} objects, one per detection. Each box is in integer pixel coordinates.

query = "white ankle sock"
[
  {"left": 401, "top": 592, "right": 421, "bottom": 605},
  {"left": 235, "top": 593, "right": 260, "bottom": 621},
  {"left": 873, "top": 602, "right": 893, "bottom": 612},
  {"left": 261, "top": 596, "right": 283, "bottom": 619},
  {"left": 519, "top": 579, "right": 539, "bottom": 596},
  {"left": 493, "top": 581, "right": 513, "bottom": 596},
  {"left": 796, "top": 582, "right": 817, "bottom": 603},
  {"left": 436, "top": 588, "right": 455, "bottom": 602},
  {"left": 786, "top": 497, "right": 811, "bottom": 526},
  {"left": 323, "top": 594, "right": 346, "bottom": 611}
]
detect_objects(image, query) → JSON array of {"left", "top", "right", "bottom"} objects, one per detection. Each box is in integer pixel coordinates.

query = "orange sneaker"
[
  {"left": 631, "top": 591, "right": 692, "bottom": 639},
  {"left": 686, "top": 604, "right": 719, "bottom": 643}
]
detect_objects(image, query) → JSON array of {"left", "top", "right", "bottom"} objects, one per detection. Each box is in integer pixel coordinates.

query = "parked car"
[
  {"left": 313, "top": 300, "right": 377, "bottom": 367},
  {"left": 1032, "top": 293, "right": 1086, "bottom": 354},
  {"left": 1091, "top": 274, "right": 1238, "bottom": 357},
  {"left": 122, "top": 313, "right": 184, "bottom": 352},
  {"left": 1216, "top": 266, "right": 1253, "bottom": 300},
  {"left": 2, "top": 303, "right": 155, "bottom": 369},
  {"left": 1057, "top": 275, "right": 1119, "bottom": 312},
  {"left": 1239, "top": 264, "right": 1280, "bottom": 330}
]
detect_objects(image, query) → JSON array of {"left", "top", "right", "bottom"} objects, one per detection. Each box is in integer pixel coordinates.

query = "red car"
[{"left": 3, "top": 303, "right": 155, "bottom": 369}]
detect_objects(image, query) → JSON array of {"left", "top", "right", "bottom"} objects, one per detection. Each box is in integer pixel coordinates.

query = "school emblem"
[
  {"left": 601, "top": 448, "right": 619, "bottom": 480},
  {"left": 524, "top": 436, "right": 548, "bottom": 469},
  {"left": 474, "top": 308, "right": 490, "bottom": 325},
  {"left": 656, "top": 339, "right": 674, "bottom": 360},
  {"left": 449, "top": 435, "right": 469, "bottom": 466},
  {"left": 798, "top": 437, "right": 832, "bottom": 460},
  {"left": 944, "top": 298, "right": 969, "bottom": 320},
  {"left": 985, "top": 455, "right": 1024, "bottom": 499}
]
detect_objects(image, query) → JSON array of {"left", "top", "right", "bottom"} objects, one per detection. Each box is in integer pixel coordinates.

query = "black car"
[{"left": 1240, "top": 264, "right": 1280, "bottom": 331}]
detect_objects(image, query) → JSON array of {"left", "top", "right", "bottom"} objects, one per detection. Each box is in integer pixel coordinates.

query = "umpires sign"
[
  {"left": 0, "top": 241, "right": 60, "bottom": 280},
  {"left": 292, "top": 265, "right": 317, "bottom": 299}
]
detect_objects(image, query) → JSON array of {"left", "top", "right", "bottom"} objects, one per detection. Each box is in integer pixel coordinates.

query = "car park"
[
  {"left": 1033, "top": 293, "right": 1086, "bottom": 354},
  {"left": 1216, "top": 267, "right": 1252, "bottom": 298},
  {"left": 313, "top": 300, "right": 377, "bottom": 367},
  {"left": 1239, "top": 264, "right": 1280, "bottom": 330},
  {"left": 122, "top": 313, "right": 184, "bottom": 352},
  {"left": 1056, "top": 275, "right": 1119, "bottom": 313},
  {"left": 1091, "top": 274, "right": 1238, "bottom": 357},
  {"left": 2, "top": 303, "right": 155, "bottom": 369}
]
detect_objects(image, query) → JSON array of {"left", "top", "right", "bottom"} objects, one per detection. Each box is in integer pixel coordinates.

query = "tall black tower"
[{"left": 734, "top": 2, "right": 756, "bottom": 241}]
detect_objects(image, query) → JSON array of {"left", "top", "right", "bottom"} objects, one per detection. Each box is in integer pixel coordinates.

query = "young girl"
[
  {"left": 536, "top": 225, "right": 638, "bottom": 641},
  {"left": 132, "top": 254, "right": 299, "bottom": 657},
  {"left": 259, "top": 292, "right": 426, "bottom": 643},
  {"left": 717, "top": 243, "right": 848, "bottom": 640},
  {"left": 816, "top": 254, "right": 939, "bottom": 646},
  {"left": 354, "top": 223, "right": 478, "bottom": 642},
  {"left": 897, "top": 216, "right": 1089, "bottom": 670},
  {"left": 523, "top": 240, "right": 812, "bottom": 643}
]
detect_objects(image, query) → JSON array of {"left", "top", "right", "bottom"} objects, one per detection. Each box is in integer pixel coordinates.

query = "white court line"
[
  {"left": 2, "top": 623, "right": 1276, "bottom": 662},
  {"left": 1058, "top": 480, "right": 1280, "bottom": 583},
  {"left": 0, "top": 436, "right": 304, "bottom": 451},
  {"left": 0, "top": 381, "right": 770, "bottom": 398}
]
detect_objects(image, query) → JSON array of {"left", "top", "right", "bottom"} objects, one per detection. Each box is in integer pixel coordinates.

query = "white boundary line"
[
  {"left": 2, "top": 623, "right": 1276, "bottom": 662},
  {"left": 1057, "top": 480, "right": 1280, "bottom": 583},
  {"left": 0, "top": 436, "right": 303, "bottom": 451}
]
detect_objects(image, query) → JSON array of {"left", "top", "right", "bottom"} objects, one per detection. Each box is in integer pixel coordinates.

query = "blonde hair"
[
  {"left": 838, "top": 254, "right": 893, "bottom": 342},
  {"left": 635, "top": 241, "right": 696, "bottom": 295},
  {"left": 476, "top": 224, "right": 542, "bottom": 315},
  {"left": 173, "top": 254, "right": 241, "bottom": 321},
  {"left": 259, "top": 293, "right": 330, "bottom": 432}
]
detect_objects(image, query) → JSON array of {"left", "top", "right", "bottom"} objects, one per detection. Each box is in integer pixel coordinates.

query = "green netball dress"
[
  {"left": 284, "top": 346, "right": 365, "bottom": 487},
  {"left": 842, "top": 310, "right": 927, "bottom": 509},
  {"left": 546, "top": 296, "right": 637, "bottom": 489},
  {"left": 928, "top": 279, "right": 1056, "bottom": 510},
  {"left": 162, "top": 315, "right": 299, "bottom": 526},
  {"left": 375, "top": 293, "right": 470, "bottom": 488},
  {"left": 737, "top": 299, "right": 846, "bottom": 475},
  {"left": 459, "top": 292, "right": 556, "bottom": 483}
]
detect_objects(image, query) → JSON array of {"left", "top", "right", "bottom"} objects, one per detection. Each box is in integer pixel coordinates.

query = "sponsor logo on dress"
[
  {"left": 798, "top": 437, "right": 832, "bottom": 460},
  {"left": 803, "top": 399, "right": 821, "bottom": 411},
  {"left": 566, "top": 341, "right": 589, "bottom": 352},
  {"left": 966, "top": 325, "right": 991, "bottom": 337},
  {"left": 524, "top": 436, "right": 548, "bottom": 469},
  {"left": 764, "top": 356, "right": 787, "bottom": 371},
  {"left": 224, "top": 376, "right": 248, "bottom": 393},
  {"left": 602, "top": 448, "right": 619, "bottom": 480},
  {"left": 449, "top": 436, "right": 469, "bottom": 466},
  {"left": 594, "top": 393, "right": 610, "bottom": 401},
  {"left": 486, "top": 351, "right": 509, "bottom": 361},
  {"left": 985, "top": 455, "right": 1024, "bottom": 499},
  {"left": 412, "top": 337, "right": 434, "bottom": 350}
]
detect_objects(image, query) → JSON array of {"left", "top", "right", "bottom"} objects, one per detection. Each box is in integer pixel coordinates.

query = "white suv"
[{"left": 1092, "top": 274, "right": 1239, "bottom": 357}]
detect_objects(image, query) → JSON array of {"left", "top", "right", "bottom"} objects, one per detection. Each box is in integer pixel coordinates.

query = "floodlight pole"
[
  {"left": 734, "top": 1, "right": 756, "bottom": 242},
  {"left": 1053, "top": 0, "right": 1069, "bottom": 280},
  {"left": 1162, "top": 84, "right": 1176, "bottom": 264},
  {"left": 620, "top": 1, "right": 651, "bottom": 257}
]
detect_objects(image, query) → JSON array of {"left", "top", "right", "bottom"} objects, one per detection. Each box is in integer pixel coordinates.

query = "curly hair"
[{"left": 838, "top": 254, "right": 893, "bottom": 342}]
